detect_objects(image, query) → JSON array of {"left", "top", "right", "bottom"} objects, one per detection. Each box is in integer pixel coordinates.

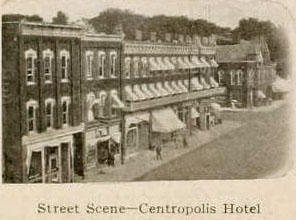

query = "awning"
[
  {"left": 257, "top": 90, "right": 266, "bottom": 99},
  {"left": 177, "top": 57, "right": 188, "bottom": 69},
  {"left": 152, "top": 108, "right": 186, "bottom": 133},
  {"left": 149, "top": 57, "right": 161, "bottom": 71},
  {"left": 134, "top": 84, "right": 148, "bottom": 100},
  {"left": 171, "top": 81, "right": 183, "bottom": 94},
  {"left": 177, "top": 80, "right": 188, "bottom": 92},
  {"left": 210, "top": 58, "right": 219, "bottom": 68},
  {"left": 156, "top": 82, "right": 170, "bottom": 96},
  {"left": 157, "top": 57, "right": 169, "bottom": 71},
  {"left": 191, "top": 77, "right": 203, "bottom": 90},
  {"left": 200, "top": 57, "right": 211, "bottom": 68},
  {"left": 184, "top": 57, "right": 195, "bottom": 69},
  {"left": 125, "top": 85, "right": 139, "bottom": 102},
  {"left": 164, "top": 57, "right": 175, "bottom": 70},
  {"left": 164, "top": 81, "right": 176, "bottom": 95},
  {"left": 209, "top": 76, "right": 219, "bottom": 88},
  {"left": 111, "top": 132, "right": 121, "bottom": 144},
  {"left": 191, "top": 107, "right": 200, "bottom": 118},
  {"left": 111, "top": 93, "right": 125, "bottom": 108},
  {"left": 192, "top": 56, "right": 205, "bottom": 68},
  {"left": 149, "top": 83, "right": 162, "bottom": 98},
  {"left": 200, "top": 76, "right": 211, "bottom": 89},
  {"left": 272, "top": 76, "right": 291, "bottom": 93},
  {"left": 125, "top": 112, "right": 150, "bottom": 129},
  {"left": 141, "top": 84, "right": 155, "bottom": 99}
]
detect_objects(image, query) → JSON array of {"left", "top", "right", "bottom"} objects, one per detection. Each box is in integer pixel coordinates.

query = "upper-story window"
[
  {"left": 124, "top": 57, "right": 131, "bottom": 78},
  {"left": 61, "top": 97, "right": 71, "bottom": 127},
  {"left": 230, "top": 70, "right": 235, "bottom": 85},
  {"left": 25, "top": 49, "right": 37, "bottom": 85},
  {"left": 133, "top": 57, "right": 139, "bottom": 78},
  {"left": 99, "top": 91, "right": 107, "bottom": 117},
  {"left": 98, "top": 51, "right": 106, "bottom": 78},
  {"left": 236, "top": 70, "right": 243, "bottom": 85},
  {"left": 26, "top": 99, "right": 38, "bottom": 133},
  {"left": 43, "top": 49, "right": 54, "bottom": 83},
  {"left": 60, "top": 50, "right": 70, "bottom": 82},
  {"left": 45, "top": 98, "right": 55, "bottom": 129},
  {"left": 217, "top": 70, "right": 225, "bottom": 85},
  {"left": 110, "top": 51, "right": 117, "bottom": 78},
  {"left": 86, "top": 51, "right": 94, "bottom": 79},
  {"left": 141, "top": 57, "right": 149, "bottom": 77}
]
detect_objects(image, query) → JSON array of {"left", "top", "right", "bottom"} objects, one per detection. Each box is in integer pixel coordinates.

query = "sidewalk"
[
  {"left": 79, "top": 120, "right": 242, "bottom": 183},
  {"left": 221, "top": 100, "right": 286, "bottom": 113}
]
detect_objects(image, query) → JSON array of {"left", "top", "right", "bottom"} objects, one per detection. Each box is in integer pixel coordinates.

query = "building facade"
[
  {"left": 120, "top": 36, "right": 226, "bottom": 158},
  {"left": 216, "top": 39, "right": 277, "bottom": 108}
]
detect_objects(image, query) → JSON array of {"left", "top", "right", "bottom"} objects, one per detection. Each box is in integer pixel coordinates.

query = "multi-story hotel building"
[{"left": 120, "top": 35, "right": 226, "bottom": 158}]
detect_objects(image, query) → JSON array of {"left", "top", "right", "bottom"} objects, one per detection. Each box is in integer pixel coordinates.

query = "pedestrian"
[{"left": 156, "top": 143, "right": 162, "bottom": 160}]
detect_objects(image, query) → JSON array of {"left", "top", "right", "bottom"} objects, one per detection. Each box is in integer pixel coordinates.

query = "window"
[
  {"left": 98, "top": 51, "right": 106, "bottom": 78},
  {"left": 45, "top": 98, "right": 55, "bottom": 129},
  {"left": 217, "top": 70, "right": 225, "bottom": 85},
  {"left": 236, "top": 70, "right": 243, "bottom": 85},
  {"left": 43, "top": 49, "right": 54, "bottom": 83},
  {"left": 124, "top": 57, "right": 131, "bottom": 78},
  {"left": 230, "top": 70, "right": 235, "bottom": 85},
  {"left": 133, "top": 57, "right": 139, "bottom": 78},
  {"left": 25, "top": 49, "right": 37, "bottom": 85},
  {"left": 61, "top": 97, "right": 70, "bottom": 127},
  {"left": 60, "top": 50, "right": 70, "bottom": 82},
  {"left": 99, "top": 91, "right": 107, "bottom": 117},
  {"left": 141, "top": 57, "right": 148, "bottom": 77},
  {"left": 26, "top": 99, "right": 38, "bottom": 133},
  {"left": 86, "top": 51, "right": 94, "bottom": 79},
  {"left": 110, "top": 51, "right": 117, "bottom": 78}
]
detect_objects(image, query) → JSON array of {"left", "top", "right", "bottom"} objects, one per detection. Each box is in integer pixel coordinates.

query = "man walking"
[{"left": 156, "top": 142, "right": 163, "bottom": 160}]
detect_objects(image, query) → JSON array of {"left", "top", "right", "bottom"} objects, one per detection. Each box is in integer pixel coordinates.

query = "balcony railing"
[{"left": 123, "top": 87, "right": 226, "bottom": 112}]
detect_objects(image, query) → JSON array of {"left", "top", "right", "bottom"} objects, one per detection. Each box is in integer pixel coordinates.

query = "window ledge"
[
  {"left": 27, "top": 82, "right": 36, "bottom": 86},
  {"left": 61, "top": 79, "right": 69, "bottom": 83},
  {"left": 44, "top": 80, "right": 52, "bottom": 84},
  {"left": 86, "top": 77, "right": 93, "bottom": 81}
]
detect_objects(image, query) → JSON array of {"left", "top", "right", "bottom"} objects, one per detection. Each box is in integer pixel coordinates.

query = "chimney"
[
  {"left": 178, "top": 34, "right": 184, "bottom": 43},
  {"left": 150, "top": 32, "right": 157, "bottom": 42},
  {"left": 165, "top": 33, "right": 172, "bottom": 42},
  {"left": 114, "top": 23, "right": 125, "bottom": 38},
  {"left": 135, "top": 30, "right": 143, "bottom": 41}
]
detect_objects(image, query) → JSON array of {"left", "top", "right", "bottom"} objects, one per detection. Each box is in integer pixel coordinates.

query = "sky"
[{"left": 1, "top": 0, "right": 293, "bottom": 28}]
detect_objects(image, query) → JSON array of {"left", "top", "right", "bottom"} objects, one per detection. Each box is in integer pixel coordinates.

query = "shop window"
[
  {"left": 61, "top": 97, "right": 70, "bottom": 127},
  {"left": 86, "top": 51, "right": 94, "bottom": 79},
  {"left": 45, "top": 98, "right": 55, "bottom": 129},
  {"left": 124, "top": 57, "right": 131, "bottom": 78},
  {"left": 98, "top": 51, "right": 106, "bottom": 78},
  {"left": 26, "top": 99, "right": 38, "bottom": 133},
  {"left": 60, "top": 50, "right": 70, "bottom": 82},
  {"left": 25, "top": 49, "right": 37, "bottom": 85},
  {"left": 110, "top": 51, "right": 117, "bottom": 78}
]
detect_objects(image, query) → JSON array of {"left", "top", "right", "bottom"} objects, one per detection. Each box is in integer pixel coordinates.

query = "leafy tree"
[
  {"left": 52, "top": 11, "right": 68, "bottom": 24},
  {"left": 2, "top": 14, "right": 43, "bottom": 22}
]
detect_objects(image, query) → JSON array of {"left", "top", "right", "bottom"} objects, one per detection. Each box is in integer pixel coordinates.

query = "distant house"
[{"left": 216, "top": 37, "right": 277, "bottom": 108}]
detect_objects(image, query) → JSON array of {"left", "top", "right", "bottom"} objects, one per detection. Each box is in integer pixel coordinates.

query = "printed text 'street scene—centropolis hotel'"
[{"left": 1, "top": 0, "right": 292, "bottom": 183}]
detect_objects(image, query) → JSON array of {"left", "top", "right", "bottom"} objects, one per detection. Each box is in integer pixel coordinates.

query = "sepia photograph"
[{"left": 1, "top": 0, "right": 294, "bottom": 184}]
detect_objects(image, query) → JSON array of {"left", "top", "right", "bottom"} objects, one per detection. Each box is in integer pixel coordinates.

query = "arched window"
[
  {"left": 25, "top": 49, "right": 37, "bottom": 85},
  {"left": 86, "top": 51, "right": 94, "bottom": 79},
  {"left": 60, "top": 50, "right": 70, "bottom": 82},
  {"left": 98, "top": 91, "right": 107, "bottom": 117},
  {"left": 217, "top": 70, "right": 225, "bottom": 85},
  {"left": 110, "top": 51, "right": 117, "bottom": 78},
  {"left": 45, "top": 98, "right": 55, "bottom": 129},
  {"left": 98, "top": 51, "right": 106, "bottom": 78},
  {"left": 236, "top": 70, "right": 244, "bottom": 85},
  {"left": 61, "top": 96, "right": 71, "bottom": 127},
  {"left": 133, "top": 57, "right": 139, "bottom": 78},
  {"left": 26, "top": 99, "right": 38, "bottom": 133},
  {"left": 124, "top": 57, "right": 131, "bottom": 78},
  {"left": 43, "top": 49, "right": 54, "bottom": 83},
  {"left": 230, "top": 70, "right": 235, "bottom": 85}
]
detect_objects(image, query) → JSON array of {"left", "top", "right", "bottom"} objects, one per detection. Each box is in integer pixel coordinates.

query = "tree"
[
  {"left": 52, "top": 11, "right": 68, "bottom": 24},
  {"left": 2, "top": 14, "right": 43, "bottom": 22}
]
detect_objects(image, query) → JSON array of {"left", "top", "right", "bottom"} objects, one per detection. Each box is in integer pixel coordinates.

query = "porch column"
[{"left": 41, "top": 148, "right": 46, "bottom": 183}]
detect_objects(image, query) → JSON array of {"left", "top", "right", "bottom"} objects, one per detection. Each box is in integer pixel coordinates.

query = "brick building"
[
  {"left": 120, "top": 34, "right": 226, "bottom": 158},
  {"left": 216, "top": 38, "right": 277, "bottom": 108}
]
